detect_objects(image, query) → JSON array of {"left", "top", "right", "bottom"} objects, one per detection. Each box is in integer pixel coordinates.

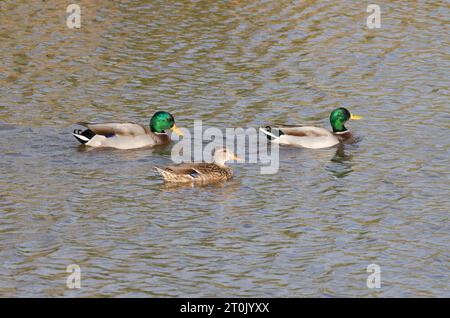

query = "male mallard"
[
  {"left": 260, "top": 107, "right": 362, "bottom": 149},
  {"left": 155, "top": 148, "right": 240, "bottom": 183},
  {"left": 72, "top": 111, "right": 183, "bottom": 149}
]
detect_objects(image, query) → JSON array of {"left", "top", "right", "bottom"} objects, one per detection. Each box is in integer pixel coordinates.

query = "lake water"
[{"left": 0, "top": 0, "right": 449, "bottom": 297}]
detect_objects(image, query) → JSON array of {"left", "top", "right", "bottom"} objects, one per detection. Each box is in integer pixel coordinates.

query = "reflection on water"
[
  {"left": 1, "top": 1, "right": 449, "bottom": 297},
  {"left": 327, "top": 145, "right": 354, "bottom": 179}
]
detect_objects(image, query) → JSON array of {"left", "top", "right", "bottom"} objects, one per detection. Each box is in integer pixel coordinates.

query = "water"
[{"left": 0, "top": 0, "right": 449, "bottom": 297}]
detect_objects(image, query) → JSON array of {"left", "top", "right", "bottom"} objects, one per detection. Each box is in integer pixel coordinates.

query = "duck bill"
[
  {"left": 170, "top": 124, "right": 184, "bottom": 137},
  {"left": 350, "top": 114, "right": 363, "bottom": 120},
  {"left": 233, "top": 155, "right": 243, "bottom": 161}
]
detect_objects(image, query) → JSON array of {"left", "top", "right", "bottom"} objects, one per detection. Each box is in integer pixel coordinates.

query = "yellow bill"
[
  {"left": 170, "top": 124, "right": 184, "bottom": 137},
  {"left": 350, "top": 114, "right": 363, "bottom": 120}
]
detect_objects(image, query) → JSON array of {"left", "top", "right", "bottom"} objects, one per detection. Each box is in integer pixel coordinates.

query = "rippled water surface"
[{"left": 1, "top": 0, "right": 449, "bottom": 297}]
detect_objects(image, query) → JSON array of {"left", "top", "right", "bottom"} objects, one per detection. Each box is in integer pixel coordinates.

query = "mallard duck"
[
  {"left": 72, "top": 111, "right": 183, "bottom": 149},
  {"left": 155, "top": 148, "right": 240, "bottom": 183},
  {"left": 260, "top": 107, "right": 362, "bottom": 149}
]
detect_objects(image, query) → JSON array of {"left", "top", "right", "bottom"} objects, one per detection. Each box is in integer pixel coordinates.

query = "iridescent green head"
[
  {"left": 149, "top": 111, "right": 184, "bottom": 136},
  {"left": 329, "top": 107, "right": 362, "bottom": 132}
]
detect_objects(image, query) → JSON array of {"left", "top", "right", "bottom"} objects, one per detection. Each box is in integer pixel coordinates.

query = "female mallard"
[
  {"left": 72, "top": 111, "right": 183, "bottom": 149},
  {"left": 260, "top": 107, "right": 362, "bottom": 149},
  {"left": 155, "top": 148, "right": 240, "bottom": 183}
]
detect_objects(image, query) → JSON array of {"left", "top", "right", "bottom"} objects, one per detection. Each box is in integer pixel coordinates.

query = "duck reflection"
[
  {"left": 327, "top": 144, "right": 354, "bottom": 178},
  {"left": 158, "top": 176, "right": 242, "bottom": 193}
]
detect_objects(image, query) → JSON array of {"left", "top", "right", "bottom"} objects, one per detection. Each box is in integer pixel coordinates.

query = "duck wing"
[
  {"left": 260, "top": 126, "right": 338, "bottom": 149},
  {"left": 278, "top": 126, "right": 332, "bottom": 137},
  {"left": 162, "top": 164, "right": 202, "bottom": 175},
  {"left": 77, "top": 122, "right": 149, "bottom": 137},
  {"left": 164, "top": 163, "right": 223, "bottom": 176}
]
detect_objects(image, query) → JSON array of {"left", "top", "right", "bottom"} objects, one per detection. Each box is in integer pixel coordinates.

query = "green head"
[
  {"left": 149, "top": 111, "right": 184, "bottom": 136},
  {"left": 149, "top": 111, "right": 175, "bottom": 133},
  {"left": 329, "top": 107, "right": 362, "bottom": 132}
]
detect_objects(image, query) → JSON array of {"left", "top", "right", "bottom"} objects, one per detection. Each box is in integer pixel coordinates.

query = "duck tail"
[
  {"left": 154, "top": 166, "right": 173, "bottom": 181},
  {"left": 259, "top": 126, "right": 284, "bottom": 141},
  {"left": 72, "top": 129, "right": 95, "bottom": 144}
]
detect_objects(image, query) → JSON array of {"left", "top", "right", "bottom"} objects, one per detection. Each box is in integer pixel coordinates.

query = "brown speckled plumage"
[
  {"left": 155, "top": 148, "right": 239, "bottom": 184},
  {"left": 155, "top": 163, "right": 233, "bottom": 183}
]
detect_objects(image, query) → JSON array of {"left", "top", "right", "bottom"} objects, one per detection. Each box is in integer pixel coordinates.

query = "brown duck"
[{"left": 155, "top": 148, "right": 240, "bottom": 183}]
